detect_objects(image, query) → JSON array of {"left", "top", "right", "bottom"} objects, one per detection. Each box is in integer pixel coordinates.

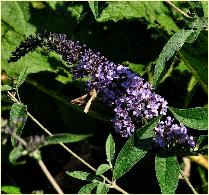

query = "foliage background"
[{"left": 1, "top": 1, "right": 208, "bottom": 194}]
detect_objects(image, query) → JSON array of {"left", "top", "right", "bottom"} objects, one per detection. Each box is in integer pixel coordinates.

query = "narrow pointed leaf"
[
  {"left": 9, "top": 147, "right": 28, "bottom": 165},
  {"left": 201, "top": 1, "right": 208, "bottom": 17},
  {"left": 96, "top": 164, "right": 111, "bottom": 175},
  {"left": 66, "top": 171, "right": 101, "bottom": 183},
  {"left": 113, "top": 117, "right": 160, "bottom": 179},
  {"left": 79, "top": 183, "right": 98, "bottom": 194},
  {"left": 155, "top": 155, "right": 180, "bottom": 194},
  {"left": 16, "top": 66, "right": 29, "bottom": 88},
  {"left": 88, "top": 1, "right": 99, "bottom": 19},
  {"left": 153, "top": 29, "right": 193, "bottom": 88},
  {"left": 1, "top": 185, "right": 21, "bottom": 194},
  {"left": 196, "top": 135, "right": 208, "bottom": 150},
  {"left": 105, "top": 133, "right": 115, "bottom": 167},
  {"left": 96, "top": 183, "right": 109, "bottom": 194},
  {"left": 169, "top": 107, "right": 208, "bottom": 130},
  {"left": 10, "top": 103, "right": 28, "bottom": 147},
  {"left": 1, "top": 85, "right": 13, "bottom": 91},
  {"left": 179, "top": 50, "right": 208, "bottom": 94},
  {"left": 43, "top": 133, "right": 92, "bottom": 146}
]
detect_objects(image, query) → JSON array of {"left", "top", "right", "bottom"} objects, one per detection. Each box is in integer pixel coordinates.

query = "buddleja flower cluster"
[
  {"left": 154, "top": 116, "right": 195, "bottom": 147},
  {"left": 9, "top": 31, "right": 195, "bottom": 148}
]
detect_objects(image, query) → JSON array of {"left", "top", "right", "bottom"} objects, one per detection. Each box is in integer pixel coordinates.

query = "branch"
[
  {"left": 180, "top": 171, "right": 198, "bottom": 194},
  {"left": 165, "top": 0, "right": 192, "bottom": 18},
  {"left": 38, "top": 159, "right": 64, "bottom": 194},
  {"left": 7, "top": 91, "right": 128, "bottom": 194}
]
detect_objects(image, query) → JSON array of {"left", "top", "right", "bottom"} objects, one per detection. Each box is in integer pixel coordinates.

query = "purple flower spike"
[
  {"left": 154, "top": 116, "right": 195, "bottom": 148},
  {"left": 9, "top": 32, "right": 195, "bottom": 148}
]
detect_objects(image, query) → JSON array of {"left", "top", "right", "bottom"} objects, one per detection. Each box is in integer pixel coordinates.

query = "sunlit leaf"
[
  {"left": 9, "top": 147, "right": 27, "bottom": 165},
  {"left": 66, "top": 171, "right": 101, "bottom": 183},
  {"left": 201, "top": 1, "right": 208, "bottom": 17},
  {"left": 96, "top": 164, "right": 111, "bottom": 175},
  {"left": 1, "top": 185, "right": 22, "bottom": 194},
  {"left": 98, "top": 1, "right": 179, "bottom": 34},
  {"left": 169, "top": 107, "right": 208, "bottom": 130},
  {"left": 105, "top": 133, "right": 115, "bottom": 167},
  {"left": 16, "top": 66, "right": 29, "bottom": 88},
  {"left": 79, "top": 183, "right": 98, "bottom": 194},
  {"left": 96, "top": 183, "right": 109, "bottom": 194},
  {"left": 9, "top": 103, "right": 28, "bottom": 147},
  {"left": 155, "top": 155, "right": 180, "bottom": 194},
  {"left": 1, "top": 1, "right": 36, "bottom": 36},
  {"left": 89, "top": 1, "right": 99, "bottom": 19},
  {"left": 1, "top": 85, "right": 13, "bottom": 91}
]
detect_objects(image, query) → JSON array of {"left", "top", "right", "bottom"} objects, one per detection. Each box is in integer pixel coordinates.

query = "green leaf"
[
  {"left": 196, "top": 135, "right": 208, "bottom": 150},
  {"left": 43, "top": 133, "right": 92, "bottom": 146},
  {"left": 1, "top": 185, "right": 21, "bottom": 194},
  {"left": 98, "top": 2, "right": 179, "bottom": 34},
  {"left": 201, "top": 1, "right": 208, "bottom": 17},
  {"left": 179, "top": 50, "right": 208, "bottom": 94},
  {"left": 89, "top": 1, "right": 99, "bottom": 19},
  {"left": 96, "top": 183, "right": 109, "bottom": 194},
  {"left": 123, "top": 61, "right": 146, "bottom": 77},
  {"left": 55, "top": 72, "right": 73, "bottom": 84},
  {"left": 9, "top": 147, "right": 28, "bottom": 165},
  {"left": 2, "top": 31, "right": 54, "bottom": 77},
  {"left": 16, "top": 66, "right": 29, "bottom": 88},
  {"left": 1, "top": 1, "right": 54, "bottom": 77},
  {"left": 96, "top": 164, "right": 111, "bottom": 175},
  {"left": 189, "top": 17, "right": 208, "bottom": 31},
  {"left": 105, "top": 133, "right": 115, "bottom": 167},
  {"left": 186, "top": 29, "right": 201, "bottom": 43},
  {"left": 79, "top": 183, "right": 98, "bottom": 194},
  {"left": 155, "top": 155, "right": 180, "bottom": 194},
  {"left": 66, "top": 171, "right": 101, "bottom": 183},
  {"left": 1, "top": 85, "right": 13, "bottom": 91},
  {"left": 10, "top": 103, "right": 28, "bottom": 147},
  {"left": 1, "top": 1, "right": 36, "bottom": 36},
  {"left": 113, "top": 117, "right": 160, "bottom": 179},
  {"left": 153, "top": 29, "right": 194, "bottom": 88},
  {"left": 169, "top": 107, "right": 208, "bottom": 130}
]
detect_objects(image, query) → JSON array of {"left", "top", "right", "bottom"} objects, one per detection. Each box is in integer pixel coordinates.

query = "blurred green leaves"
[
  {"left": 1, "top": 2, "right": 51, "bottom": 76},
  {"left": 1, "top": 1, "right": 84, "bottom": 77},
  {"left": 1, "top": 2, "right": 36, "bottom": 36},
  {"left": 97, "top": 1, "right": 179, "bottom": 34}
]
